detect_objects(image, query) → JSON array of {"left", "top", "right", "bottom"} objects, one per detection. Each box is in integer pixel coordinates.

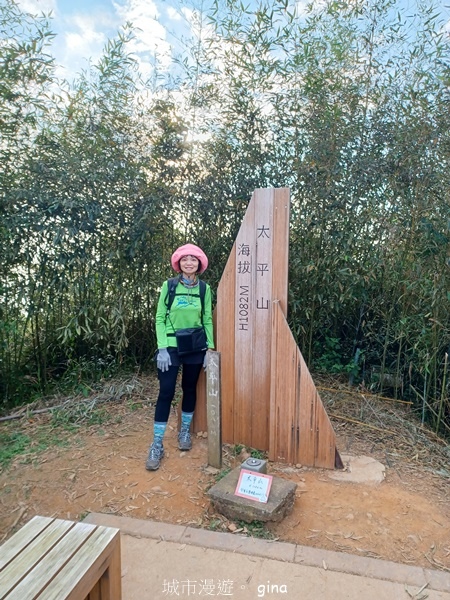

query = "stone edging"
[{"left": 84, "top": 512, "right": 450, "bottom": 594}]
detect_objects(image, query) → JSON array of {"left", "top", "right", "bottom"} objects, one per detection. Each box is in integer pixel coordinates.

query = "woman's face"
[{"left": 179, "top": 255, "right": 199, "bottom": 276}]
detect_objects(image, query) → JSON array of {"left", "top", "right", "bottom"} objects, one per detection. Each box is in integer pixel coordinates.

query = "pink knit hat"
[{"left": 171, "top": 243, "right": 208, "bottom": 274}]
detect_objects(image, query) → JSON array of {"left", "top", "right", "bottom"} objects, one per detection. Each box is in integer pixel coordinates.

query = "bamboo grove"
[{"left": 1, "top": 0, "right": 449, "bottom": 436}]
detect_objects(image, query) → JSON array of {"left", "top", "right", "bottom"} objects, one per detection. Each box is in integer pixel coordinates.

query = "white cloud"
[
  {"left": 64, "top": 15, "right": 105, "bottom": 52},
  {"left": 180, "top": 6, "right": 194, "bottom": 22},
  {"left": 53, "top": 10, "right": 115, "bottom": 80},
  {"left": 18, "top": 0, "right": 189, "bottom": 81},
  {"left": 16, "top": 0, "right": 107, "bottom": 80},
  {"left": 166, "top": 6, "right": 182, "bottom": 22},
  {"left": 112, "top": 0, "right": 172, "bottom": 70},
  {"left": 114, "top": 0, "right": 160, "bottom": 26},
  {"left": 16, "top": 0, "right": 56, "bottom": 15}
]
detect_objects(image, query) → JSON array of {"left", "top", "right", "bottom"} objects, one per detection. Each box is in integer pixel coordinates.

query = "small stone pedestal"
[{"left": 207, "top": 467, "right": 297, "bottom": 523}]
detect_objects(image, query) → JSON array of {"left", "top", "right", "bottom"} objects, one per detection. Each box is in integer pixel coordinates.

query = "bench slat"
[
  {"left": 0, "top": 519, "right": 77, "bottom": 597},
  {"left": 40, "top": 526, "right": 120, "bottom": 600},
  {"left": 0, "top": 516, "right": 53, "bottom": 571},
  {"left": 3, "top": 521, "right": 98, "bottom": 600},
  {"left": 0, "top": 517, "right": 121, "bottom": 600}
]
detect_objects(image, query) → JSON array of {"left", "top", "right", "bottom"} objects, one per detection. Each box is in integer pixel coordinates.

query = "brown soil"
[{"left": 1, "top": 375, "right": 449, "bottom": 572}]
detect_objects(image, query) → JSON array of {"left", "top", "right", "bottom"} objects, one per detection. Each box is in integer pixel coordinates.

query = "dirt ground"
[{"left": 0, "top": 374, "right": 449, "bottom": 573}]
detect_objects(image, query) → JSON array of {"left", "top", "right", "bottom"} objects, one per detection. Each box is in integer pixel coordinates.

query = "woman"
[{"left": 146, "top": 243, "right": 214, "bottom": 471}]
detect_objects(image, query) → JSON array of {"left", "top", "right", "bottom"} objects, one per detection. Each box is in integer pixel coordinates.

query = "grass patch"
[
  {"left": 236, "top": 520, "right": 275, "bottom": 540},
  {"left": 0, "top": 427, "right": 71, "bottom": 470},
  {"left": 232, "top": 444, "right": 245, "bottom": 456},
  {"left": 249, "top": 448, "right": 267, "bottom": 460},
  {"left": 0, "top": 431, "right": 31, "bottom": 466},
  {"left": 50, "top": 405, "right": 109, "bottom": 430},
  {"left": 206, "top": 518, "right": 274, "bottom": 539},
  {"left": 231, "top": 444, "right": 268, "bottom": 461},
  {"left": 214, "top": 467, "right": 231, "bottom": 482},
  {"left": 207, "top": 518, "right": 223, "bottom": 531}
]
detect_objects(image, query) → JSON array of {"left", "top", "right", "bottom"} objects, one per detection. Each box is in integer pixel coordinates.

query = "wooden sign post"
[
  {"left": 206, "top": 351, "right": 222, "bottom": 469},
  {"left": 195, "top": 187, "right": 342, "bottom": 469}
]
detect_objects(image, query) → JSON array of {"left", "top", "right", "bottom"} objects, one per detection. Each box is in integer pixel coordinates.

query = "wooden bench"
[{"left": 0, "top": 515, "right": 121, "bottom": 600}]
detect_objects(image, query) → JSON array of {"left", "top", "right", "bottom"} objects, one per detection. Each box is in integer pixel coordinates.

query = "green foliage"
[
  {"left": 206, "top": 518, "right": 223, "bottom": 531},
  {"left": 0, "top": 428, "right": 70, "bottom": 470},
  {"left": 231, "top": 444, "right": 244, "bottom": 456},
  {"left": 214, "top": 467, "right": 231, "bottom": 483},
  {"left": 236, "top": 519, "right": 275, "bottom": 540},
  {"left": 206, "top": 516, "right": 274, "bottom": 539},
  {"left": 53, "top": 357, "right": 119, "bottom": 397},
  {"left": 0, "top": 431, "right": 31, "bottom": 467},
  {"left": 313, "top": 337, "right": 362, "bottom": 380},
  {"left": 0, "top": 10, "right": 188, "bottom": 407},
  {"left": 50, "top": 405, "right": 109, "bottom": 430},
  {"left": 314, "top": 337, "right": 345, "bottom": 374},
  {"left": 0, "top": 0, "right": 449, "bottom": 436},
  {"left": 231, "top": 445, "right": 267, "bottom": 460},
  {"left": 250, "top": 448, "right": 267, "bottom": 460}
]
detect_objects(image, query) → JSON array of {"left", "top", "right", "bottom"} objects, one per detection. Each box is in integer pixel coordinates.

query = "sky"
[
  {"left": 16, "top": 0, "right": 201, "bottom": 82},
  {"left": 16, "top": 0, "right": 450, "bottom": 83}
]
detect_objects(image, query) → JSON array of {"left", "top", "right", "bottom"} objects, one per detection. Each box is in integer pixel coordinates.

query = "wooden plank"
[
  {"left": 206, "top": 351, "right": 222, "bottom": 469},
  {"left": 215, "top": 245, "right": 235, "bottom": 443},
  {"left": 216, "top": 187, "right": 339, "bottom": 468},
  {"left": 0, "top": 518, "right": 76, "bottom": 597},
  {"left": 286, "top": 341, "right": 298, "bottom": 464},
  {"left": 271, "top": 188, "right": 290, "bottom": 316},
  {"left": 293, "top": 347, "right": 302, "bottom": 464},
  {"left": 314, "top": 394, "right": 336, "bottom": 468},
  {"left": 268, "top": 302, "right": 338, "bottom": 469},
  {"left": 234, "top": 195, "right": 255, "bottom": 446},
  {"left": 192, "top": 369, "right": 207, "bottom": 433},
  {"left": 87, "top": 581, "right": 101, "bottom": 600},
  {"left": 0, "top": 516, "right": 53, "bottom": 571},
  {"left": 0, "top": 519, "right": 121, "bottom": 600},
  {"left": 269, "top": 300, "right": 280, "bottom": 461},
  {"left": 297, "top": 350, "right": 316, "bottom": 466},
  {"left": 39, "top": 526, "right": 120, "bottom": 600},
  {"left": 269, "top": 303, "right": 299, "bottom": 463},
  {"left": 251, "top": 189, "right": 273, "bottom": 450},
  {"left": 272, "top": 304, "right": 287, "bottom": 462},
  {"left": 267, "top": 189, "right": 291, "bottom": 459},
  {"left": 97, "top": 533, "right": 121, "bottom": 600}
]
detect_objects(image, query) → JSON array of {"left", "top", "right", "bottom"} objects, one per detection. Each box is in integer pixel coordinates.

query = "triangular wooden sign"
[{"left": 195, "top": 188, "right": 342, "bottom": 469}]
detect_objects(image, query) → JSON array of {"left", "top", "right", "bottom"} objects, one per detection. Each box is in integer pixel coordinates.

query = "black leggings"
[{"left": 154, "top": 363, "right": 203, "bottom": 423}]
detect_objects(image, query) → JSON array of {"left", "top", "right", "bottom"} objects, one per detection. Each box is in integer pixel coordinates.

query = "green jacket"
[{"left": 155, "top": 280, "right": 215, "bottom": 350}]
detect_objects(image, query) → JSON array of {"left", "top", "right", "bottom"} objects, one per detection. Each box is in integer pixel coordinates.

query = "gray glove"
[
  {"left": 203, "top": 351, "right": 209, "bottom": 371},
  {"left": 156, "top": 348, "right": 171, "bottom": 372}
]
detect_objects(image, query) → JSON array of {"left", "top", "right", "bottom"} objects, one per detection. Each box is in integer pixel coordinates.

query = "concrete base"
[
  {"left": 208, "top": 466, "right": 297, "bottom": 523},
  {"left": 328, "top": 454, "right": 386, "bottom": 484}
]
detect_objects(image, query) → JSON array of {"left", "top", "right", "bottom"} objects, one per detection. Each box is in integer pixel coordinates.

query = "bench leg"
[
  {"left": 86, "top": 536, "right": 122, "bottom": 600},
  {"left": 87, "top": 582, "right": 100, "bottom": 600},
  {"left": 101, "top": 536, "right": 122, "bottom": 600}
]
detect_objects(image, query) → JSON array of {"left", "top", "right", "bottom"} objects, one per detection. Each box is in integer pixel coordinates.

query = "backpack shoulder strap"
[
  {"left": 199, "top": 280, "right": 206, "bottom": 316},
  {"left": 165, "top": 277, "right": 179, "bottom": 313}
]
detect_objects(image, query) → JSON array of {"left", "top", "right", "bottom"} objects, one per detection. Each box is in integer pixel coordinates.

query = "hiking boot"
[
  {"left": 178, "top": 429, "right": 192, "bottom": 451},
  {"left": 145, "top": 441, "right": 164, "bottom": 471}
]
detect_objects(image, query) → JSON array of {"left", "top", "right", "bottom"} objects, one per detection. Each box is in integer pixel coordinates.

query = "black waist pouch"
[{"left": 175, "top": 327, "right": 207, "bottom": 355}]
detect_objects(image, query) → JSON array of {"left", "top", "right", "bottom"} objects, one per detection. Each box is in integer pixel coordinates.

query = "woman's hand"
[{"left": 157, "top": 348, "right": 172, "bottom": 372}]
